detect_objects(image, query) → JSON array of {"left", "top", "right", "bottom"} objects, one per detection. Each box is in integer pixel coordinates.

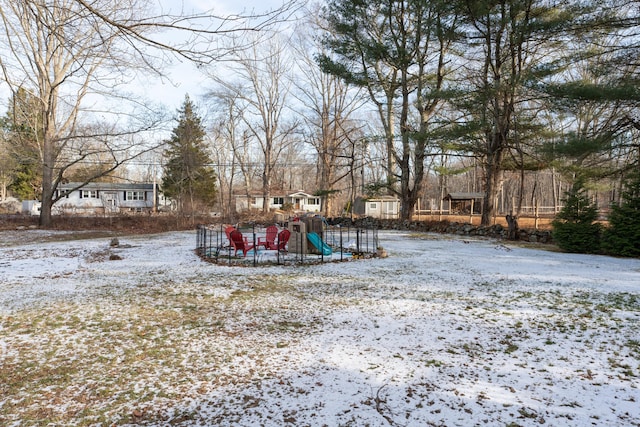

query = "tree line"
[
  {"left": 0, "top": 0, "right": 298, "bottom": 226},
  {"left": 0, "top": 0, "right": 639, "bottom": 233}
]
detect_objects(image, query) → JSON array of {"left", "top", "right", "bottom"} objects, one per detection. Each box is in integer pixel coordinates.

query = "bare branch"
[{"left": 72, "top": 0, "right": 305, "bottom": 65}]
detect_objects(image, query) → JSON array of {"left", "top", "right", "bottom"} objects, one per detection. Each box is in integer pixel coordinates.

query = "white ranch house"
[
  {"left": 48, "top": 182, "right": 161, "bottom": 215},
  {"left": 235, "top": 191, "right": 322, "bottom": 213}
]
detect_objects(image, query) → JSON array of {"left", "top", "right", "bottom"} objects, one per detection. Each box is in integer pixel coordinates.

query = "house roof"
[
  {"left": 286, "top": 191, "right": 315, "bottom": 198},
  {"left": 443, "top": 192, "right": 484, "bottom": 200},
  {"left": 359, "top": 196, "right": 400, "bottom": 202},
  {"left": 234, "top": 190, "right": 319, "bottom": 199},
  {"left": 58, "top": 182, "right": 157, "bottom": 191}
]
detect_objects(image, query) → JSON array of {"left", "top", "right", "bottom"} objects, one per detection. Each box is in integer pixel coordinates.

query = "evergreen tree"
[
  {"left": 602, "top": 172, "right": 640, "bottom": 257},
  {"left": 451, "top": 0, "right": 596, "bottom": 226},
  {"left": 1, "top": 88, "right": 43, "bottom": 200},
  {"left": 318, "top": 0, "right": 457, "bottom": 221},
  {"left": 552, "top": 179, "right": 602, "bottom": 253},
  {"left": 540, "top": 3, "right": 640, "bottom": 183},
  {"left": 8, "top": 163, "right": 40, "bottom": 200},
  {"left": 162, "top": 95, "right": 217, "bottom": 214}
]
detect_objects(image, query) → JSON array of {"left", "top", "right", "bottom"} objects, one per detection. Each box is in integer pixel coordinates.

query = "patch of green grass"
[
  {"left": 606, "top": 293, "right": 640, "bottom": 311},
  {"left": 627, "top": 339, "right": 640, "bottom": 356},
  {"left": 499, "top": 337, "right": 519, "bottom": 354},
  {"left": 424, "top": 359, "right": 444, "bottom": 367},
  {"left": 608, "top": 357, "right": 637, "bottom": 378},
  {"left": 0, "top": 272, "right": 330, "bottom": 426},
  {"left": 269, "top": 320, "right": 308, "bottom": 332},
  {"left": 518, "top": 407, "right": 538, "bottom": 418},
  {"left": 514, "top": 320, "right": 523, "bottom": 329}
]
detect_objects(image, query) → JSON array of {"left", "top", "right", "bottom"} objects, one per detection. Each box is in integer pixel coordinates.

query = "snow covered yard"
[{"left": 0, "top": 229, "right": 639, "bottom": 427}]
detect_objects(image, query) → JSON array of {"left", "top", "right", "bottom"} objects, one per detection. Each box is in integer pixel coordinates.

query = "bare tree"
[
  {"left": 207, "top": 34, "right": 298, "bottom": 213},
  {"left": 0, "top": 0, "right": 167, "bottom": 226},
  {"left": 291, "top": 5, "right": 367, "bottom": 217},
  {"left": 207, "top": 126, "right": 234, "bottom": 219},
  {"left": 71, "top": 0, "right": 301, "bottom": 66},
  {"left": 208, "top": 89, "right": 252, "bottom": 220}
]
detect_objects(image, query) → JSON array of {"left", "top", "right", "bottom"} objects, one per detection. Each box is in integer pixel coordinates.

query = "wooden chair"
[
  {"left": 224, "top": 226, "right": 235, "bottom": 245},
  {"left": 276, "top": 229, "right": 291, "bottom": 252},
  {"left": 229, "top": 229, "right": 255, "bottom": 257},
  {"left": 258, "top": 225, "right": 279, "bottom": 249},
  {"left": 225, "top": 225, "right": 248, "bottom": 246}
]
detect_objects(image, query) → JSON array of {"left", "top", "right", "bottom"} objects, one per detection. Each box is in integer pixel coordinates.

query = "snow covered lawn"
[{"left": 1, "top": 230, "right": 639, "bottom": 426}]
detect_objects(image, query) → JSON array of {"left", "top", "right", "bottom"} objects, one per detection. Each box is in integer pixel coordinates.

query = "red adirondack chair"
[
  {"left": 225, "top": 225, "right": 248, "bottom": 247},
  {"left": 258, "top": 225, "right": 279, "bottom": 249},
  {"left": 275, "top": 229, "right": 291, "bottom": 252},
  {"left": 229, "top": 229, "right": 255, "bottom": 257},
  {"left": 224, "top": 226, "right": 235, "bottom": 245}
]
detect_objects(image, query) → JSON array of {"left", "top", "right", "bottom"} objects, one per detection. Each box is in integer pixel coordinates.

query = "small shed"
[
  {"left": 22, "top": 200, "right": 41, "bottom": 216},
  {"left": 443, "top": 192, "right": 484, "bottom": 214},
  {"left": 353, "top": 196, "right": 400, "bottom": 219}
]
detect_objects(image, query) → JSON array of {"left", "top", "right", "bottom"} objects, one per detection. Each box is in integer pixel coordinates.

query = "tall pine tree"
[
  {"left": 162, "top": 95, "right": 217, "bottom": 215},
  {"left": 602, "top": 171, "right": 640, "bottom": 257},
  {"left": 318, "top": 0, "right": 457, "bottom": 221}
]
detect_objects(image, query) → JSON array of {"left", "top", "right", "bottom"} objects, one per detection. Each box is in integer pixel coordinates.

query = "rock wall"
[{"left": 328, "top": 217, "right": 553, "bottom": 244}]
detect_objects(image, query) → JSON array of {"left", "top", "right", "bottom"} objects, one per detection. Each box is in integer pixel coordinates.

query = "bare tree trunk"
[
  {"left": 262, "top": 156, "right": 272, "bottom": 214},
  {"left": 506, "top": 213, "right": 519, "bottom": 240},
  {"left": 482, "top": 148, "right": 504, "bottom": 226},
  {"left": 39, "top": 155, "right": 54, "bottom": 227}
]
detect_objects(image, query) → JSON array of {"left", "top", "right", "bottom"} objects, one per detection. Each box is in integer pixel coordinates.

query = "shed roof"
[
  {"left": 443, "top": 192, "right": 484, "bottom": 201},
  {"left": 358, "top": 196, "right": 400, "bottom": 202}
]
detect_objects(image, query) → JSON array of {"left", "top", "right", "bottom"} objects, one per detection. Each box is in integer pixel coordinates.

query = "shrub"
[
  {"left": 602, "top": 171, "right": 640, "bottom": 257},
  {"left": 552, "top": 179, "right": 601, "bottom": 253}
]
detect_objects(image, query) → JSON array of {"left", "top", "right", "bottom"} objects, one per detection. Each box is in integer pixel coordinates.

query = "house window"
[
  {"left": 385, "top": 201, "right": 396, "bottom": 213},
  {"left": 273, "top": 197, "right": 284, "bottom": 205},
  {"left": 80, "top": 190, "right": 98, "bottom": 198},
  {"left": 369, "top": 203, "right": 377, "bottom": 209},
  {"left": 125, "top": 191, "right": 145, "bottom": 201},
  {"left": 308, "top": 198, "right": 320, "bottom": 205}
]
